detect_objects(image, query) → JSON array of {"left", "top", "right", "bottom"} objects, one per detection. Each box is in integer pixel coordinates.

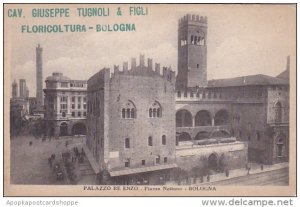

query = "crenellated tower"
[{"left": 176, "top": 14, "right": 208, "bottom": 89}]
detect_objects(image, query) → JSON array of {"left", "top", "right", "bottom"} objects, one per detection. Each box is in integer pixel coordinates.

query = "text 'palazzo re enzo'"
[{"left": 38, "top": 14, "right": 289, "bottom": 185}]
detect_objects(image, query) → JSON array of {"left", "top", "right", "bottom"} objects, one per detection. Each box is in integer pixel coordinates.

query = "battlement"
[
  {"left": 178, "top": 14, "right": 207, "bottom": 26},
  {"left": 111, "top": 55, "right": 175, "bottom": 83}
]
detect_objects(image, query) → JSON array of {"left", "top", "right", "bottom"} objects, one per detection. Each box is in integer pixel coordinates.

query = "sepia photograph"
[{"left": 3, "top": 3, "right": 296, "bottom": 196}]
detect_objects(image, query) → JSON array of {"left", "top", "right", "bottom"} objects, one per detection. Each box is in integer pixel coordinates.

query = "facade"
[
  {"left": 44, "top": 72, "right": 87, "bottom": 137},
  {"left": 87, "top": 57, "right": 177, "bottom": 184},
  {"left": 175, "top": 14, "right": 289, "bottom": 166},
  {"left": 87, "top": 14, "right": 289, "bottom": 184}
]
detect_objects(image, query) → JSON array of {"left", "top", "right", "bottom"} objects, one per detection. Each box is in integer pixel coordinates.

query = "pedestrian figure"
[
  {"left": 207, "top": 174, "right": 210, "bottom": 182},
  {"left": 261, "top": 164, "right": 264, "bottom": 171},
  {"left": 247, "top": 166, "right": 251, "bottom": 175}
]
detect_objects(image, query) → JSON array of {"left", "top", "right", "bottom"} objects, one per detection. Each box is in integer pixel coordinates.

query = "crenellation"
[
  {"left": 131, "top": 57, "right": 136, "bottom": 69},
  {"left": 155, "top": 63, "right": 160, "bottom": 75},
  {"left": 123, "top": 61, "right": 128, "bottom": 72},
  {"left": 140, "top": 54, "right": 145, "bottom": 67},
  {"left": 148, "top": 58, "right": 153, "bottom": 70},
  {"left": 114, "top": 65, "right": 119, "bottom": 73}
]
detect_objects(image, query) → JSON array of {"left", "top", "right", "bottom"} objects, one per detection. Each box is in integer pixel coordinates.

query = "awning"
[{"left": 109, "top": 163, "right": 178, "bottom": 177}]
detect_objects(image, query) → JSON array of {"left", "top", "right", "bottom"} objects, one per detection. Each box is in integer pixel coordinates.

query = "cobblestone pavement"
[{"left": 10, "top": 135, "right": 85, "bottom": 185}]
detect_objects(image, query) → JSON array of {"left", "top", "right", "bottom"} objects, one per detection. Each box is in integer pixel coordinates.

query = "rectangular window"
[
  {"left": 125, "top": 138, "right": 130, "bottom": 148},
  {"left": 78, "top": 97, "right": 81, "bottom": 102},
  {"left": 78, "top": 112, "right": 81, "bottom": 117},
  {"left": 164, "top": 157, "right": 168, "bottom": 163},
  {"left": 142, "top": 160, "right": 146, "bottom": 166},
  {"left": 72, "top": 104, "right": 75, "bottom": 109},
  {"left": 72, "top": 112, "right": 75, "bottom": 117},
  {"left": 184, "top": 92, "right": 187, "bottom": 98},
  {"left": 125, "top": 161, "right": 130, "bottom": 168},
  {"left": 148, "top": 136, "right": 153, "bottom": 146},
  {"left": 83, "top": 97, "right": 86, "bottom": 102},
  {"left": 190, "top": 92, "right": 194, "bottom": 98},
  {"left": 71, "top": 97, "right": 75, "bottom": 102},
  {"left": 83, "top": 104, "right": 87, "bottom": 109},
  {"left": 156, "top": 156, "right": 160, "bottom": 164},
  {"left": 83, "top": 112, "right": 87, "bottom": 116},
  {"left": 78, "top": 104, "right": 81, "bottom": 109}
]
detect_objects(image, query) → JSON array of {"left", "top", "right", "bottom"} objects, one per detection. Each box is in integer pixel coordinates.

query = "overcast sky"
[{"left": 5, "top": 4, "right": 296, "bottom": 97}]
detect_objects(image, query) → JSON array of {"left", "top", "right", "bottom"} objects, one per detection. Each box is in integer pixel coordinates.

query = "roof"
[
  {"left": 276, "top": 69, "right": 289, "bottom": 80},
  {"left": 109, "top": 163, "right": 178, "bottom": 177},
  {"left": 207, "top": 74, "right": 289, "bottom": 88},
  {"left": 46, "top": 72, "right": 70, "bottom": 82}
]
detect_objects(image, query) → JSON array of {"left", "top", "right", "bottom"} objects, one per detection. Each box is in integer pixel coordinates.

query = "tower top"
[{"left": 178, "top": 14, "right": 207, "bottom": 27}]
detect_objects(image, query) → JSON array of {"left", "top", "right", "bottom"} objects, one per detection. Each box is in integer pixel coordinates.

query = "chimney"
[
  {"left": 140, "top": 55, "right": 145, "bottom": 67},
  {"left": 131, "top": 58, "right": 136, "bottom": 69},
  {"left": 123, "top": 61, "right": 128, "bottom": 71},
  {"left": 148, "top": 58, "right": 153, "bottom": 70}
]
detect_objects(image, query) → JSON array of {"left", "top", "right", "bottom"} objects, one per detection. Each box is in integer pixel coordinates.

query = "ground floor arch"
[
  {"left": 60, "top": 122, "right": 68, "bottom": 136},
  {"left": 178, "top": 132, "right": 192, "bottom": 142},
  {"left": 176, "top": 109, "right": 193, "bottom": 127},
  {"left": 72, "top": 122, "right": 86, "bottom": 135},
  {"left": 214, "top": 109, "right": 230, "bottom": 126},
  {"left": 195, "top": 110, "right": 212, "bottom": 126}
]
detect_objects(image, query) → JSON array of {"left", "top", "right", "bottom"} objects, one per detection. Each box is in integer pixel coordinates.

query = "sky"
[{"left": 5, "top": 4, "right": 296, "bottom": 97}]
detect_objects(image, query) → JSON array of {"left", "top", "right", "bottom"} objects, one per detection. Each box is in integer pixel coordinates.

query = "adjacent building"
[
  {"left": 44, "top": 72, "right": 87, "bottom": 137},
  {"left": 87, "top": 58, "right": 177, "bottom": 184}
]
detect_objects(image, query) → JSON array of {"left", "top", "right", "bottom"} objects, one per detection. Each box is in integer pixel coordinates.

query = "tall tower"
[
  {"left": 12, "top": 80, "right": 18, "bottom": 98},
  {"left": 36, "top": 44, "right": 44, "bottom": 108},
  {"left": 19, "top": 79, "right": 26, "bottom": 98},
  {"left": 176, "top": 14, "right": 208, "bottom": 89}
]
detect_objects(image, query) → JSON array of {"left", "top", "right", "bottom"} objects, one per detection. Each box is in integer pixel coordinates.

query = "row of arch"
[
  {"left": 177, "top": 130, "right": 231, "bottom": 142},
  {"left": 176, "top": 109, "right": 229, "bottom": 127},
  {"left": 47, "top": 122, "right": 87, "bottom": 136}
]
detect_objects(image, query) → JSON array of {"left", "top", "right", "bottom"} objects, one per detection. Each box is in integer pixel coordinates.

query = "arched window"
[
  {"left": 121, "top": 100, "right": 136, "bottom": 119},
  {"left": 131, "top": 108, "right": 135, "bottom": 118},
  {"left": 149, "top": 101, "right": 162, "bottom": 118},
  {"left": 126, "top": 108, "right": 130, "bottom": 118},
  {"left": 148, "top": 136, "right": 153, "bottom": 146},
  {"left": 153, "top": 108, "right": 157, "bottom": 117},
  {"left": 125, "top": 138, "right": 130, "bottom": 148},
  {"left": 162, "top": 135, "right": 166, "bottom": 145},
  {"left": 149, "top": 108, "right": 153, "bottom": 118},
  {"left": 274, "top": 102, "right": 282, "bottom": 123},
  {"left": 122, "top": 109, "right": 126, "bottom": 118},
  {"left": 214, "top": 109, "right": 230, "bottom": 126}
]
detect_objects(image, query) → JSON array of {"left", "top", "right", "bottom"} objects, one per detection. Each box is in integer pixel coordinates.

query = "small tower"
[
  {"left": 36, "top": 44, "right": 44, "bottom": 108},
  {"left": 12, "top": 80, "right": 18, "bottom": 99},
  {"left": 176, "top": 14, "right": 208, "bottom": 89}
]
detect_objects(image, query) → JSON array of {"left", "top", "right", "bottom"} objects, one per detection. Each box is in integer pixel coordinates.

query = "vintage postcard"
[{"left": 3, "top": 3, "right": 296, "bottom": 196}]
